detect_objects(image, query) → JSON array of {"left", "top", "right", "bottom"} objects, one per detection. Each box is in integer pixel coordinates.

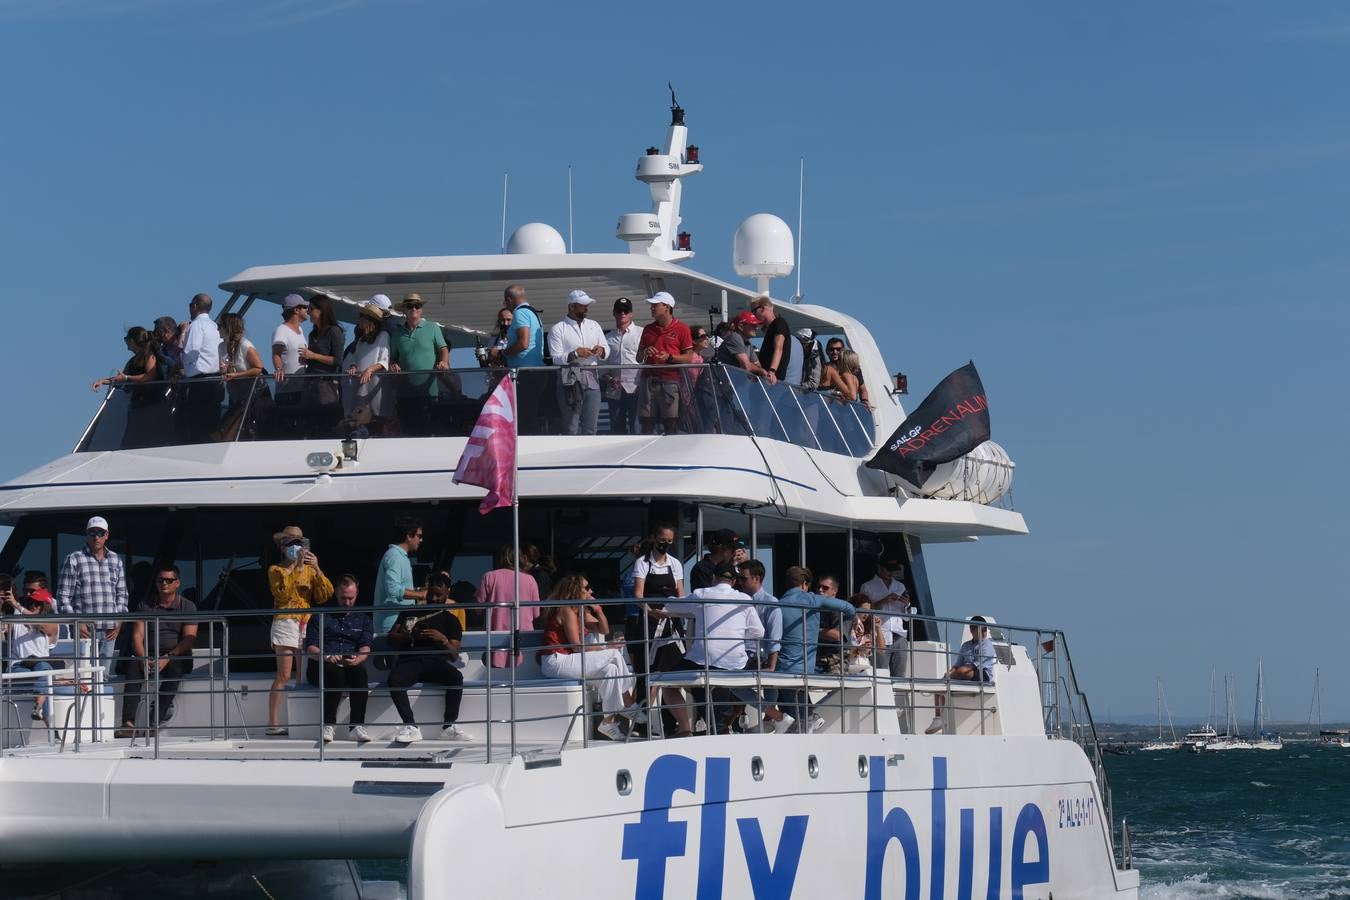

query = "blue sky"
[{"left": 2, "top": 1, "right": 1347, "bottom": 721}]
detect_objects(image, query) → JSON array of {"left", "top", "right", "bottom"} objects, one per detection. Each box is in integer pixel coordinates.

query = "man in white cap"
[
  {"left": 55, "top": 515, "right": 129, "bottom": 678},
  {"left": 636, "top": 291, "right": 696, "bottom": 434},
  {"left": 271, "top": 293, "right": 310, "bottom": 431},
  {"left": 367, "top": 293, "right": 398, "bottom": 337},
  {"left": 546, "top": 289, "right": 608, "bottom": 435}
]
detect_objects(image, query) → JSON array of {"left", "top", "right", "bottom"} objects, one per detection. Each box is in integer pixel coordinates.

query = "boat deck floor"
[{"left": 7, "top": 735, "right": 566, "bottom": 764}]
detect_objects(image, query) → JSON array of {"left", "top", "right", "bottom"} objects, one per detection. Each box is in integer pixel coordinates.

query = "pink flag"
[{"left": 453, "top": 376, "right": 517, "bottom": 514}]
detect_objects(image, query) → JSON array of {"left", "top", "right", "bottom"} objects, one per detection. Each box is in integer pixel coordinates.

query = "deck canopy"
[{"left": 220, "top": 252, "right": 844, "bottom": 348}]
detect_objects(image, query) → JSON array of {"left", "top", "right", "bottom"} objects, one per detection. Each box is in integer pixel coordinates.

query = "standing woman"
[
  {"left": 538, "top": 574, "right": 640, "bottom": 741},
  {"left": 630, "top": 522, "right": 686, "bottom": 735},
  {"left": 217, "top": 313, "right": 266, "bottom": 439},
  {"left": 92, "top": 326, "right": 163, "bottom": 448},
  {"left": 300, "top": 293, "right": 346, "bottom": 433},
  {"left": 265, "top": 525, "right": 333, "bottom": 735},
  {"left": 342, "top": 302, "right": 392, "bottom": 427},
  {"left": 475, "top": 544, "right": 540, "bottom": 667}
]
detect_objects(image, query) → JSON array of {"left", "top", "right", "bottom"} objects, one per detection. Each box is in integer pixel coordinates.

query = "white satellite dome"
[
  {"left": 733, "top": 213, "right": 794, "bottom": 280},
  {"left": 507, "top": 222, "right": 566, "bottom": 255}
]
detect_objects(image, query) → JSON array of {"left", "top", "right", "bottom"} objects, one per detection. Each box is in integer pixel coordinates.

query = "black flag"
[{"left": 865, "top": 362, "right": 990, "bottom": 487}]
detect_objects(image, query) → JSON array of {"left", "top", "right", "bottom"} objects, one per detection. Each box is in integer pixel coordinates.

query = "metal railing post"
[{"left": 317, "top": 612, "right": 325, "bottom": 762}]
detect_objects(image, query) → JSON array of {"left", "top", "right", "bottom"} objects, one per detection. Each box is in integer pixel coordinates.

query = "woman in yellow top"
[{"left": 266, "top": 525, "right": 333, "bottom": 735}]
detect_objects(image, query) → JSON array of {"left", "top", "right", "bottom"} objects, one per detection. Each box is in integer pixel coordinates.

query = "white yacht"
[{"left": 0, "top": 100, "right": 1138, "bottom": 898}]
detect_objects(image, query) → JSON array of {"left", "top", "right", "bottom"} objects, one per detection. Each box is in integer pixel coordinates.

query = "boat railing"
[
  {"left": 5, "top": 599, "right": 1102, "bottom": 757},
  {"left": 74, "top": 364, "right": 876, "bottom": 457}
]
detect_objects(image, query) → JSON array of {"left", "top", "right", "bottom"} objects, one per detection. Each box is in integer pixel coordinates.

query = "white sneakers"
[
  {"left": 349, "top": 725, "right": 373, "bottom": 744},
  {"left": 596, "top": 720, "right": 627, "bottom": 742},
  {"left": 440, "top": 724, "right": 473, "bottom": 742},
  {"left": 395, "top": 724, "right": 423, "bottom": 744},
  {"left": 321, "top": 725, "right": 335, "bottom": 744},
  {"left": 925, "top": 715, "right": 945, "bottom": 735}
]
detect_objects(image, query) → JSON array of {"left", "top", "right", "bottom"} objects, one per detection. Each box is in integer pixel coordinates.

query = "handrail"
[{"left": 75, "top": 363, "right": 876, "bottom": 456}]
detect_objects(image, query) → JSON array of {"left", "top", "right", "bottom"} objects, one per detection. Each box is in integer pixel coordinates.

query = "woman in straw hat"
[{"left": 265, "top": 525, "right": 333, "bottom": 735}]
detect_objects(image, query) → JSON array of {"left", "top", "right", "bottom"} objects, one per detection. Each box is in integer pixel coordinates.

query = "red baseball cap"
[{"left": 732, "top": 311, "right": 759, "bottom": 327}]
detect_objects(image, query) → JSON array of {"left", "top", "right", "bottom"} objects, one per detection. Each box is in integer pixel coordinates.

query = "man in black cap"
[
  {"left": 689, "top": 529, "right": 742, "bottom": 591},
  {"left": 604, "top": 297, "right": 641, "bottom": 434}
]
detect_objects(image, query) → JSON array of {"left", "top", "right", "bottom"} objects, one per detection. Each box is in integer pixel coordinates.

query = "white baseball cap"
[
  {"left": 368, "top": 293, "right": 392, "bottom": 311},
  {"left": 646, "top": 291, "right": 676, "bottom": 308},
  {"left": 566, "top": 289, "right": 596, "bottom": 306},
  {"left": 86, "top": 516, "right": 109, "bottom": 532}
]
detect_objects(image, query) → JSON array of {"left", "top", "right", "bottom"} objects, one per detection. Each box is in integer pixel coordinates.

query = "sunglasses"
[
  {"left": 405, "top": 302, "right": 423, "bottom": 310},
  {"left": 156, "top": 576, "right": 179, "bottom": 584},
  {"left": 86, "top": 529, "right": 107, "bottom": 538}
]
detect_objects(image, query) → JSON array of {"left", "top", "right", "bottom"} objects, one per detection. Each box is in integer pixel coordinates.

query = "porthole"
[
  {"left": 807, "top": 755, "right": 820, "bottom": 779},
  {"left": 751, "top": 757, "right": 765, "bottom": 782},
  {"left": 857, "top": 755, "right": 869, "bottom": 778},
  {"left": 616, "top": 770, "right": 632, "bottom": 796}
]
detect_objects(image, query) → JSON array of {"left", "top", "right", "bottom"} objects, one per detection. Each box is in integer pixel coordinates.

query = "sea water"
[{"left": 1109, "top": 742, "right": 1350, "bottom": 899}]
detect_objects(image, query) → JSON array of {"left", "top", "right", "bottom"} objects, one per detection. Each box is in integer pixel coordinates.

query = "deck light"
[
  {"left": 341, "top": 438, "right": 359, "bottom": 462},
  {"left": 685, "top": 145, "right": 699, "bottom": 164},
  {"left": 893, "top": 372, "right": 908, "bottom": 395},
  {"left": 677, "top": 232, "right": 692, "bottom": 252}
]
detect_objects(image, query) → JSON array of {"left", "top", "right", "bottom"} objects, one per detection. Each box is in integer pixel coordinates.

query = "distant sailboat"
[
  {"left": 1251, "top": 658, "right": 1282, "bottom": 751},
  {"left": 1183, "top": 667, "right": 1219, "bottom": 752},
  {"left": 1205, "top": 673, "right": 1254, "bottom": 751},
  {"left": 1141, "top": 676, "right": 1180, "bottom": 751},
  {"left": 1311, "top": 668, "right": 1350, "bottom": 748}
]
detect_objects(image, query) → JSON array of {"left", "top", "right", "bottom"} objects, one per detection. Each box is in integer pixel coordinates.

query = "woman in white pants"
[{"left": 538, "top": 575, "right": 640, "bottom": 741}]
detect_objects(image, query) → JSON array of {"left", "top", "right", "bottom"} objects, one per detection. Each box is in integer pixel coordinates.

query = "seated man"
[
  {"left": 0, "top": 574, "right": 59, "bottom": 723},
  {"left": 387, "top": 573, "right": 473, "bottom": 745},
  {"left": 662, "top": 560, "right": 763, "bottom": 736},
  {"left": 925, "top": 615, "right": 995, "bottom": 735},
  {"left": 117, "top": 564, "right": 198, "bottom": 738},
  {"left": 305, "top": 574, "right": 373, "bottom": 744}
]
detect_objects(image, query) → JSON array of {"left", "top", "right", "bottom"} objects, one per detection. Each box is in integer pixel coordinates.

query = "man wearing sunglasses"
[
  {"left": 388, "top": 292, "right": 449, "bottom": 437},
  {"left": 116, "top": 565, "right": 198, "bottom": 738},
  {"left": 55, "top": 515, "right": 129, "bottom": 679}
]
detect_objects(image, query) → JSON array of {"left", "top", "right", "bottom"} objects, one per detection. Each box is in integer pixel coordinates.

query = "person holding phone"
[
  {"left": 1, "top": 573, "right": 59, "bottom": 722},
  {"left": 266, "top": 525, "right": 333, "bottom": 736}
]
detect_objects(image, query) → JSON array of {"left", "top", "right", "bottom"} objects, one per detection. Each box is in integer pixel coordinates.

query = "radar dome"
[
  {"left": 507, "top": 222, "right": 566, "bottom": 255},
  {"left": 733, "top": 214, "right": 794, "bottom": 278}
]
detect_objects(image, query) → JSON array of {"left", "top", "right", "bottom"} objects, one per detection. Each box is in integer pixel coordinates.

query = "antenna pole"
[
  {"left": 567, "top": 166, "right": 574, "bottom": 253},
  {"left": 795, "top": 157, "right": 805, "bottom": 302},
  {"left": 500, "top": 172, "right": 509, "bottom": 252}
]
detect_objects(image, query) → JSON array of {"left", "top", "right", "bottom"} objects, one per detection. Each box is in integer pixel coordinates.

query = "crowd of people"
[
  {"left": 2, "top": 514, "right": 996, "bottom": 744},
  {"left": 88, "top": 286, "right": 870, "bottom": 446}
]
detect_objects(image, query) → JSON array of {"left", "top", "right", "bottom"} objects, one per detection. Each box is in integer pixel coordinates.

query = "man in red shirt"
[{"left": 636, "top": 292, "right": 697, "bottom": 434}]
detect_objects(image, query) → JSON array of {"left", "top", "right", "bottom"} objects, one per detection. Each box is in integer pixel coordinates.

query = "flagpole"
[{"left": 509, "top": 370, "right": 519, "bottom": 756}]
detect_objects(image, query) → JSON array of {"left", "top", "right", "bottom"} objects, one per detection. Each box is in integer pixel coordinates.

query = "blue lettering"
[
  {"left": 986, "top": 807, "right": 1002, "bottom": 900},
  {"left": 697, "top": 757, "right": 730, "bottom": 900},
  {"left": 930, "top": 757, "right": 947, "bottom": 900},
  {"left": 736, "top": 815, "right": 810, "bottom": 900},
  {"left": 622, "top": 754, "right": 698, "bottom": 900},
  {"left": 956, "top": 808, "right": 974, "bottom": 900},
  {"left": 864, "top": 755, "right": 921, "bottom": 900},
  {"left": 1011, "top": 803, "right": 1050, "bottom": 900}
]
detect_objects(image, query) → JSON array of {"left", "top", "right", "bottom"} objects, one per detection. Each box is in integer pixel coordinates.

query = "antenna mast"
[
  {"left": 567, "top": 166, "right": 574, "bottom": 253},
  {"left": 500, "top": 173, "right": 509, "bottom": 252},
  {"left": 794, "top": 157, "right": 805, "bottom": 303}
]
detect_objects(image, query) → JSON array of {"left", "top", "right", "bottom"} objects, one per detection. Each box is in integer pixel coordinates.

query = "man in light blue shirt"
[
  {"left": 926, "top": 615, "right": 996, "bottom": 735},
  {"left": 777, "top": 564, "right": 854, "bottom": 733},
  {"left": 374, "top": 518, "right": 425, "bottom": 635},
  {"left": 501, "top": 283, "right": 547, "bottom": 433},
  {"left": 736, "top": 559, "right": 794, "bottom": 733}
]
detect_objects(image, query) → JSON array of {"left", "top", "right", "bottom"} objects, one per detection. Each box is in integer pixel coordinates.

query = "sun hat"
[
  {"left": 359, "top": 303, "right": 384, "bottom": 323},
  {"left": 272, "top": 525, "right": 304, "bottom": 547},
  {"left": 646, "top": 291, "right": 676, "bottom": 308},
  {"left": 566, "top": 289, "right": 596, "bottom": 306},
  {"left": 401, "top": 292, "right": 424, "bottom": 307}
]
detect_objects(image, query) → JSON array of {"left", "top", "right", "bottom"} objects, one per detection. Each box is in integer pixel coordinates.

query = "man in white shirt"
[
  {"left": 546, "top": 289, "right": 608, "bottom": 435},
  {"left": 664, "top": 560, "right": 764, "bottom": 734},
  {"left": 603, "top": 297, "right": 642, "bottom": 435},
  {"left": 177, "top": 293, "right": 223, "bottom": 442},
  {"left": 271, "top": 294, "right": 309, "bottom": 428},
  {"left": 860, "top": 556, "right": 913, "bottom": 674}
]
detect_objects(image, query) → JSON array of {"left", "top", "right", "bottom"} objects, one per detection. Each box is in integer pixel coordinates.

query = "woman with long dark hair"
[
  {"left": 300, "top": 293, "right": 345, "bottom": 432},
  {"left": 92, "top": 326, "right": 163, "bottom": 447}
]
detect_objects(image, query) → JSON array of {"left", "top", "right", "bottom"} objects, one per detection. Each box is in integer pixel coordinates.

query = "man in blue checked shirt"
[
  {"left": 925, "top": 615, "right": 996, "bottom": 735},
  {"left": 55, "top": 515, "right": 129, "bottom": 676}
]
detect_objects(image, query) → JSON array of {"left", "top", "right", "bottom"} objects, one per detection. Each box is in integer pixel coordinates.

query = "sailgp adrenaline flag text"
[{"left": 865, "top": 361, "right": 991, "bottom": 487}]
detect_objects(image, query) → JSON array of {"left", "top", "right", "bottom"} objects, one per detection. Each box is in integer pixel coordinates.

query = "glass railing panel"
[
  {"left": 825, "top": 397, "right": 874, "bottom": 457},
  {"left": 796, "top": 390, "right": 853, "bottom": 455}
]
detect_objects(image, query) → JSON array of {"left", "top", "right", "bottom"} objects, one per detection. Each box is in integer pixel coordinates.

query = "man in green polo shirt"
[{"left": 388, "top": 292, "right": 449, "bottom": 436}]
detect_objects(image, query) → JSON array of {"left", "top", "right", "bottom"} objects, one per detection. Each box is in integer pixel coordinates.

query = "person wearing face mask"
[
  {"left": 630, "top": 522, "right": 686, "bottom": 736},
  {"left": 265, "top": 525, "right": 333, "bottom": 736}
]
